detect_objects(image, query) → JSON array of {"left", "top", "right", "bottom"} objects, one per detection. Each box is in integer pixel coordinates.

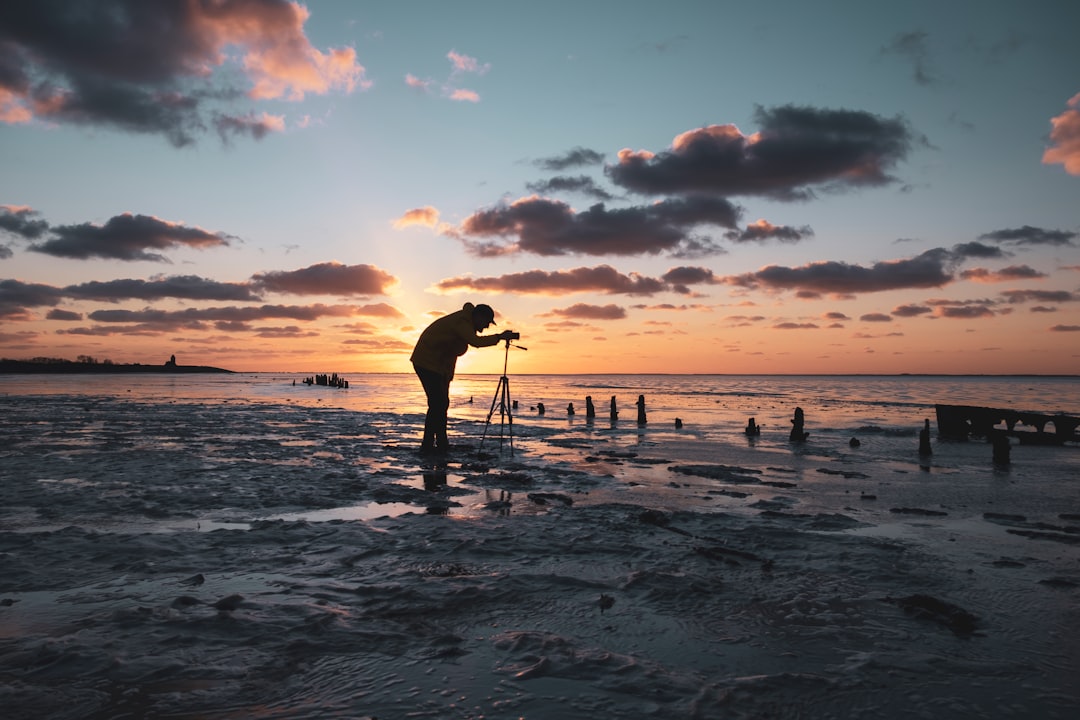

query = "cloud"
[
  {"left": 936, "top": 305, "right": 996, "bottom": 319},
  {"left": 720, "top": 248, "right": 954, "bottom": 296},
  {"left": 447, "top": 50, "right": 490, "bottom": 76},
  {"left": 65, "top": 276, "right": 259, "bottom": 302},
  {"left": 451, "top": 195, "right": 739, "bottom": 258},
  {"left": 250, "top": 262, "right": 398, "bottom": 296},
  {"left": 773, "top": 322, "right": 819, "bottom": 330},
  {"left": 546, "top": 303, "right": 627, "bottom": 320},
  {"left": 859, "top": 313, "right": 893, "bottom": 322},
  {"left": 46, "top": 308, "right": 82, "bottom": 321},
  {"left": 959, "top": 265, "right": 1047, "bottom": 283},
  {"left": 526, "top": 176, "right": 615, "bottom": 201},
  {"left": 0, "top": 205, "right": 49, "bottom": 239},
  {"left": 891, "top": 304, "right": 932, "bottom": 317},
  {"left": 0, "top": 278, "right": 64, "bottom": 317},
  {"left": 29, "top": 212, "right": 231, "bottom": 261},
  {"left": 394, "top": 206, "right": 441, "bottom": 229},
  {"left": 977, "top": 225, "right": 1077, "bottom": 247},
  {"left": 607, "top": 105, "right": 916, "bottom": 200},
  {"left": 999, "top": 289, "right": 1078, "bottom": 304},
  {"left": 0, "top": 0, "right": 366, "bottom": 146},
  {"left": 407, "top": 49, "right": 489, "bottom": 102},
  {"left": 448, "top": 88, "right": 480, "bottom": 103},
  {"left": 535, "top": 147, "right": 605, "bottom": 171},
  {"left": 86, "top": 303, "right": 365, "bottom": 328},
  {"left": 0, "top": 245, "right": 11, "bottom": 259},
  {"left": 433, "top": 264, "right": 682, "bottom": 296},
  {"left": 1050, "top": 325, "right": 1080, "bottom": 332},
  {"left": 724, "top": 218, "right": 813, "bottom": 244},
  {"left": 1043, "top": 93, "right": 1080, "bottom": 175},
  {"left": 214, "top": 111, "right": 285, "bottom": 143},
  {"left": 881, "top": 30, "right": 938, "bottom": 86}
]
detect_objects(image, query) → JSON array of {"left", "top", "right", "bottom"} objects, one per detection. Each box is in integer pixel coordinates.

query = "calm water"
[{"left": 3, "top": 372, "right": 1077, "bottom": 431}]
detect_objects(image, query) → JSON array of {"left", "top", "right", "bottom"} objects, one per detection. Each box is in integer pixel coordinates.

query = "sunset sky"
[{"left": 2, "top": 0, "right": 1079, "bottom": 375}]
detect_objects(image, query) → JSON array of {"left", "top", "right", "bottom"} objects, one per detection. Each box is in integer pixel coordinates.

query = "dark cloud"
[
  {"left": 89, "top": 304, "right": 361, "bottom": 323},
  {"left": 724, "top": 219, "right": 813, "bottom": 244},
  {"left": 1050, "top": 325, "right": 1080, "bottom": 332},
  {"left": 1000, "top": 289, "right": 1078, "bottom": 304},
  {"left": 214, "top": 112, "right": 283, "bottom": 144},
  {"left": 0, "top": 0, "right": 363, "bottom": 146},
  {"left": 546, "top": 303, "right": 627, "bottom": 320},
  {"left": 251, "top": 262, "right": 398, "bottom": 296},
  {"left": 950, "top": 241, "right": 1006, "bottom": 259},
  {"left": 859, "top": 313, "right": 893, "bottom": 322},
  {"left": 453, "top": 196, "right": 739, "bottom": 258},
  {"left": 959, "top": 265, "right": 1047, "bottom": 283},
  {"left": 978, "top": 225, "right": 1077, "bottom": 247},
  {"left": 65, "top": 275, "right": 259, "bottom": 302},
  {"left": 45, "top": 308, "right": 82, "bottom": 321},
  {"left": 0, "top": 278, "right": 64, "bottom": 317},
  {"left": 891, "top": 304, "right": 932, "bottom": 317},
  {"left": 0, "top": 244, "right": 11, "bottom": 259},
  {"left": 434, "top": 265, "right": 677, "bottom": 296},
  {"left": 30, "top": 212, "right": 231, "bottom": 261},
  {"left": 607, "top": 105, "right": 916, "bottom": 200},
  {"left": 525, "top": 176, "right": 615, "bottom": 201},
  {"left": 937, "top": 305, "right": 996, "bottom": 319},
  {"left": 0, "top": 205, "right": 49, "bottom": 239},
  {"left": 774, "top": 322, "right": 819, "bottom": 329},
  {"left": 720, "top": 248, "right": 954, "bottom": 295},
  {"left": 535, "top": 147, "right": 605, "bottom": 171}
]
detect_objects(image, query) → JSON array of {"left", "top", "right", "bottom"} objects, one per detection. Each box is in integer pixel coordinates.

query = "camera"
[{"left": 506, "top": 331, "right": 521, "bottom": 340}]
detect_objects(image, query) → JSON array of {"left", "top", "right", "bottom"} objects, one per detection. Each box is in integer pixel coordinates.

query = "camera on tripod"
[{"left": 506, "top": 331, "right": 521, "bottom": 340}]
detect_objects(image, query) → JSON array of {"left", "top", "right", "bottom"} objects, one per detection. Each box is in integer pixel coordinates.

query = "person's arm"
[{"left": 469, "top": 330, "right": 515, "bottom": 348}]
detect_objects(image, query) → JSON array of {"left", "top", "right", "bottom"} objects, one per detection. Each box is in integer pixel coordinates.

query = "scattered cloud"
[
  {"left": 881, "top": 30, "right": 938, "bottom": 86},
  {"left": 525, "top": 176, "right": 615, "bottom": 201},
  {"left": 607, "top": 105, "right": 917, "bottom": 200},
  {"left": 535, "top": 147, "right": 605, "bottom": 171},
  {"left": 450, "top": 195, "right": 740, "bottom": 258},
  {"left": 250, "top": 262, "right": 398, "bottom": 296},
  {"left": 65, "top": 276, "right": 259, "bottom": 302},
  {"left": 720, "top": 248, "right": 954, "bottom": 296},
  {"left": 394, "top": 206, "right": 441, "bottom": 229},
  {"left": 960, "top": 265, "right": 1047, "bottom": 283},
  {"left": 724, "top": 218, "right": 813, "bottom": 244},
  {"left": 977, "top": 225, "right": 1077, "bottom": 247},
  {"left": 406, "top": 49, "right": 489, "bottom": 102},
  {"left": 0, "top": 205, "right": 49, "bottom": 239},
  {"left": 1043, "top": 93, "right": 1080, "bottom": 175},
  {"left": 432, "top": 264, "right": 701, "bottom": 296},
  {"left": 0, "top": 0, "right": 367, "bottom": 146},
  {"left": 545, "top": 303, "right": 627, "bottom": 320},
  {"left": 27, "top": 212, "right": 232, "bottom": 262}
]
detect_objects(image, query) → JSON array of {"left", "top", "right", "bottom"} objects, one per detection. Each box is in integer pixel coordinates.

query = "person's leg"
[{"left": 414, "top": 365, "right": 449, "bottom": 450}]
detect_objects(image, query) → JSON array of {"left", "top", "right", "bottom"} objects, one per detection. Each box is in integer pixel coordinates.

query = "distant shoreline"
[{"left": 0, "top": 360, "right": 233, "bottom": 374}]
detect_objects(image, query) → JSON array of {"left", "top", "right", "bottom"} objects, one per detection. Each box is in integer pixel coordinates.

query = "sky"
[{"left": 1, "top": 0, "right": 1079, "bottom": 376}]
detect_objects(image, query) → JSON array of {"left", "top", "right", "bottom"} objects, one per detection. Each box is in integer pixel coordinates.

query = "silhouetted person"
[
  {"left": 410, "top": 302, "right": 517, "bottom": 454},
  {"left": 919, "top": 418, "right": 933, "bottom": 456},
  {"left": 636, "top": 395, "right": 647, "bottom": 425},
  {"left": 790, "top": 407, "right": 809, "bottom": 442},
  {"left": 567, "top": 402, "right": 575, "bottom": 416},
  {"left": 745, "top": 417, "right": 761, "bottom": 436}
]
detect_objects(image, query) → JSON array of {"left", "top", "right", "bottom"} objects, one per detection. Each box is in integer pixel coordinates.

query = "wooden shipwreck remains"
[{"left": 935, "top": 404, "right": 1080, "bottom": 445}]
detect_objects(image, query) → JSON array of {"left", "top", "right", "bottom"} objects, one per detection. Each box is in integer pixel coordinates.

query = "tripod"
[{"left": 479, "top": 338, "right": 526, "bottom": 455}]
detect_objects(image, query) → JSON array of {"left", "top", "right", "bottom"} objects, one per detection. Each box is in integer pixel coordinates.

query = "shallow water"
[{"left": 1, "top": 374, "right": 1078, "bottom": 719}]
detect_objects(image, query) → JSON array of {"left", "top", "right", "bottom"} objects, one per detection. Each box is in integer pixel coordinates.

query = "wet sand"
[{"left": 1, "top": 394, "right": 1078, "bottom": 719}]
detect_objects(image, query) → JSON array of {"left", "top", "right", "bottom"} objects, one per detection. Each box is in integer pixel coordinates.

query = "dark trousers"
[{"left": 414, "top": 364, "right": 450, "bottom": 449}]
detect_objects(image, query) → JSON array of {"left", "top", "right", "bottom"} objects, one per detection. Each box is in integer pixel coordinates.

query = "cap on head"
[{"left": 473, "top": 303, "right": 496, "bottom": 326}]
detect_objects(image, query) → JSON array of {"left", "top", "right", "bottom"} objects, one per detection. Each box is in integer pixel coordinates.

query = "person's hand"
[{"left": 500, "top": 330, "right": 519, "bottom": 341}]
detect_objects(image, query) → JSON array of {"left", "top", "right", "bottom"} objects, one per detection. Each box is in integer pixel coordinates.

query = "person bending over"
[{"left": 410, "top": 302, "right": 517, "bottom": 454}]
